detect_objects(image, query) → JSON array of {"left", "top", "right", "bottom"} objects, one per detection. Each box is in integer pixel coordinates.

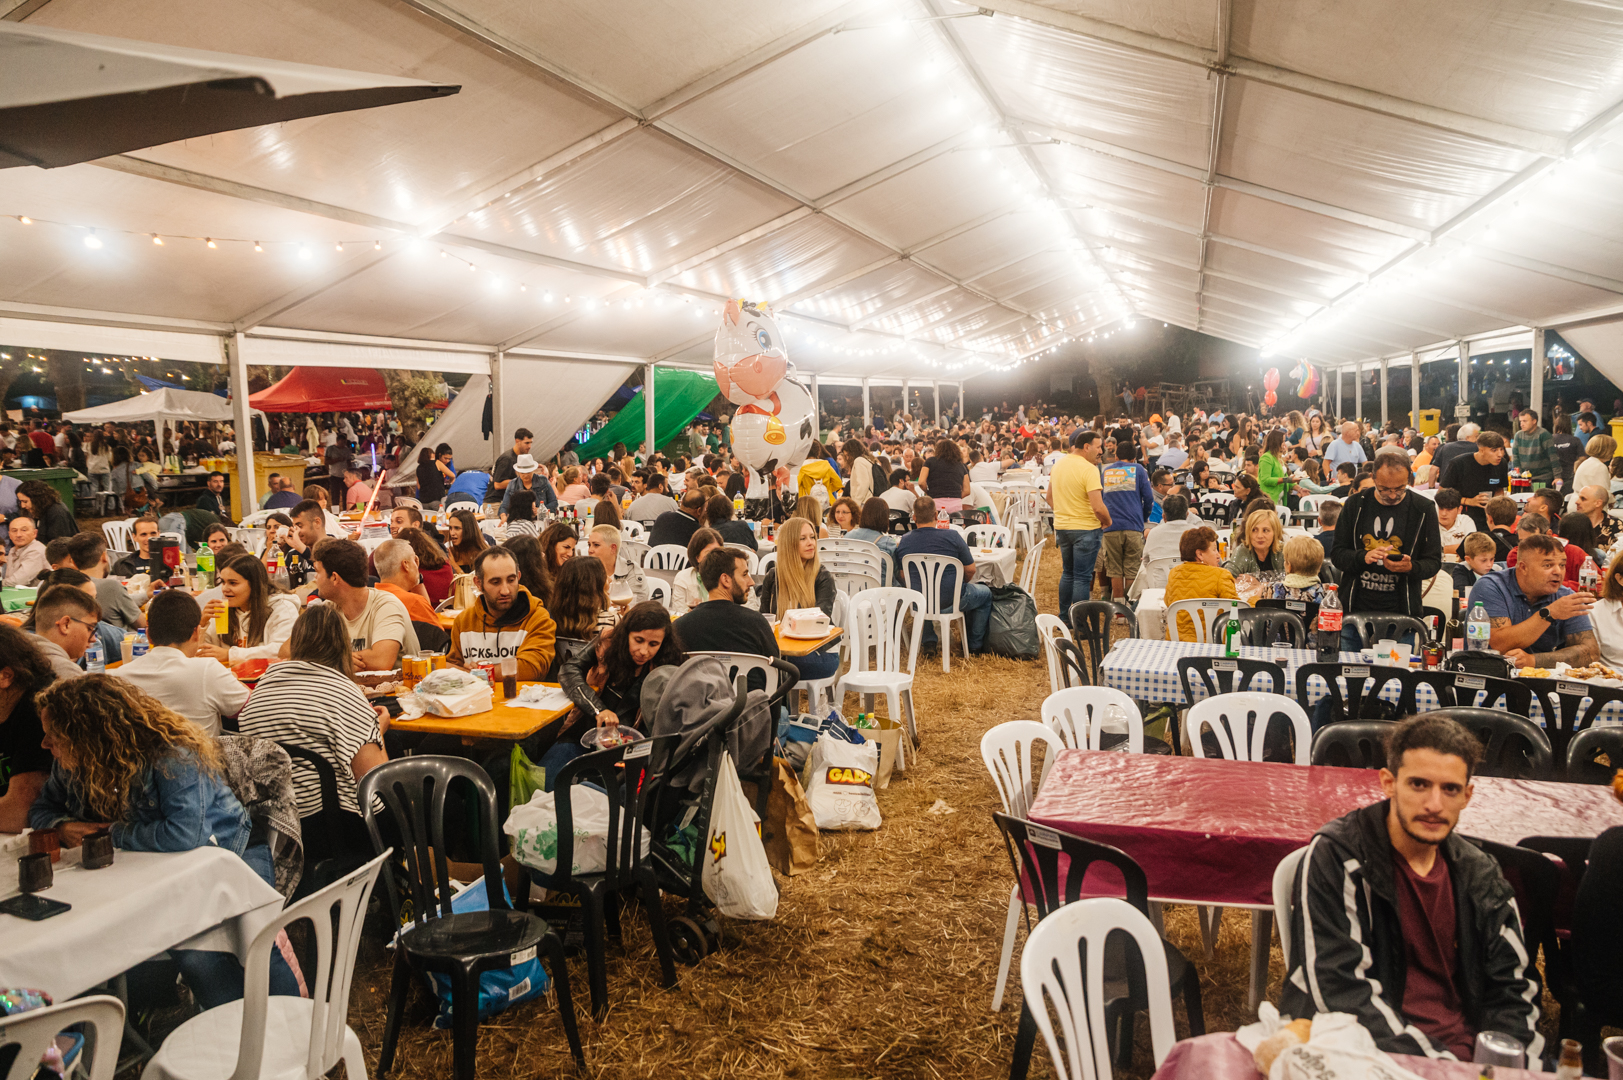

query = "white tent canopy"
[{"left": 63, "top": 385, "right": 235, "bottom": 424}]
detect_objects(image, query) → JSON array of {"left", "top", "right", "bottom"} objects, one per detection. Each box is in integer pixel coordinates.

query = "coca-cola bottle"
[{"left": 1316, "top": 584, "right": 1343, "bottom": 663}]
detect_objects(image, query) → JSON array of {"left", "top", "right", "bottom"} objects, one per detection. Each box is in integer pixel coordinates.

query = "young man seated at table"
[
  {"left": 447, "top": 545, "right": 556, "bottom": 679},
  {"left": 29, "top": 583, "right": 100, "bottom": 681},
  {"left": 1162, "top": 525, "right": 1238, "bottom": 640},
  {"left": 1474, "top": 532, "right": 1598, "bottom": 669},
  {"left": 894, "top": 495, "right": 992, "bottom": 653},
  {"left": 280, "top": 538, "right": 420, "bottom": 673},
  {"left": 372, "top": 538, "right": 438, "bottom": 625},
  {"left": 672, "top": 546, "right": 780, "bottom": 667},
  {"left": 283, "top": 499, "right": 331, "bottom": 591},
  {"left": 1446, "top": 532, "right": 1499, "bottom": 592},
  {"left": 65, "top": 532, "right": 145, "bottom": 631},
  {"left": 1433, "top": 488, "right": 1474, "bottom": 554},
  {"left": 112, "top": 590, "right": 248, "bottom": 736},
  {"left": 0, "top": 514, "right": 47, "bottom": 587},
  {"left": 1280, "top": 714, "right": 1544, "bottom": 1062},
  {"left": 111, "top": 515, "right": 163, "bottom": 578}
]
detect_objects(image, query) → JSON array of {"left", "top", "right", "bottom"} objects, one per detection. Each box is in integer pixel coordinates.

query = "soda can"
[
  {"left": 1473, "top": 1031, "right": 1525, "bottom": 1069},
  {"left": 475, "top": 662, "right": 501, "bottom": 695},
  {"left": 429, "top": 652, "right": 447, "bottom": 671}
]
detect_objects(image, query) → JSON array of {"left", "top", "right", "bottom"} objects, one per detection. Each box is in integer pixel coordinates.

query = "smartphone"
[{"left": 0, "top": 893, "right": 71, "bottom": 920}]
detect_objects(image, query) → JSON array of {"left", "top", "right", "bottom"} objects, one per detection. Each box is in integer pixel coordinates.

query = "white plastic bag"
[
  {"left": 701, "top": 752, "right": 778, "bottom": 920},
  {"left": 503, "top": 786, "right": 612, "bottom": 877},
  {"left": 412, "top": 668, "right": 493, "bottom": 717},
  {"left": 1238, "top": 1004, "right": 1430, "bottom": 1080},
  {"left": 803, "top": 733, "right": 882, "bottom": 830}
]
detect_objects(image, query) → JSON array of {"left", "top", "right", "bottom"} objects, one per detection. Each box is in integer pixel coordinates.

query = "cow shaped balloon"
[
  {"left": 732, "top": 378, "right": 816, "bottom": 476},
  {"left": 714, "top": 299, "right": 790, "bottom": 411}
]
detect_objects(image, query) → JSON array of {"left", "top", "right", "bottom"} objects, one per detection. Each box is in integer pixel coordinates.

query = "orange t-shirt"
[{"left": 377, "top": 581, "right": 437, "bottom": 625}]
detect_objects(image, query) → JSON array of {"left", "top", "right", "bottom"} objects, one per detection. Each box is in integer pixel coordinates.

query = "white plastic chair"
[
  {"left": 1021, "top": 898, "right": 1177, "bottom": 1080},
  {"left": 1017, "top": 537, "right": 1046, "bottom": 598},
  {"left": 834, "top": 588, "right": 924, "bottom": 767},
  {"left": 620, "top": 520, "right": 647, "bottom": 541},
  {"left": 575, "top": 537, "right": 590, "bottom": 558},
  {"left": 966, "top": 524, "right": 1013, "bottom": 548},
  {"left": 755, "top": 549, "right": 778, "bottom": 579},
  {"left": 620, "top": 538, "right": 649, "bottom": 567},
  {"left": 102, "top": 517, "right": 135, "bottom": 552},
  {"left": 982, "top": 720, "right": 1068, "bottom": 1013},
  {"left": 826, "top": 563, "right": 882, "bottom": 597},
  {"left": 644, "top": 544, "right": 688, "bottom": 570},
  {"left": 229, "top": 527, "right": 268, "bottom": 556},
  {"left": 1298, "top": 493, "right": 1336, "bottom": 514},
  {"left": 1273, "top": 846, "right": 1310, "bottom": 964},
  {"left": 1163, "top": 598, "right": 1247, "bottom": 643},
  {"left": 0, "top": 994, "right": 124, "bottom": 1080},
  {"left": 1276, "top": 505, "right": 1292, "bottom": 527},
  {"left": 646, "top": 577, "right": 670, "bottom": 608},
  {"left": 688, "top": 650, "right": 790, "bottom": 700},
  {"left": 901, "top": 553, "right": 969, "bottom": 672},
  {"left": 1035, "top": 613, "right": 1070, "bottom": 696},
  {"left": 1041, "top": 686, "right": 1144, "bottom": 754},
  {"left": 141, "top": 851, "right": 389, "bottom": 1080},
  {"left": 1186, "top": 692, "right": 1312, "bottom": 764}
]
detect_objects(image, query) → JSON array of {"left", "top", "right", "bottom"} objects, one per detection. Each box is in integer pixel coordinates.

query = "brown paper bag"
[
  {"left": 763, "top": 758, "right": 819, "bottom": 876},
  {"left": 861, "top": 727, "right": 901, "bottom": 789}
]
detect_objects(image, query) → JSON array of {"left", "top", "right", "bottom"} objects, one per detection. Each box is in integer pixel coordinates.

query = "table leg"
[
  {"left": 1249, "top": 909, "right": 1273, "bottom": 1011},
  {"left": 1197, "top": 905, "right": 1222, "bottom": 960}
]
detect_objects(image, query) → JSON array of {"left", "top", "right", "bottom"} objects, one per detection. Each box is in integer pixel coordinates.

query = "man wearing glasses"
[
  {"left": 30, "top": 584, "right": 101, "bottom": 681},
  {"left": 1330, "top": 450, "right": 1444, "bottom": 652}
]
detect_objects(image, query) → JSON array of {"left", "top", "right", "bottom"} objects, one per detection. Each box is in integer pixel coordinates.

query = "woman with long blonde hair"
[{"left": 756, "top": 516, "right": 840, "bottom": 680}]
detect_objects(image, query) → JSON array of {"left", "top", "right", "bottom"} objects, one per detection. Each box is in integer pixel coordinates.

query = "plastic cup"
[
  {"left": 121, "top": 634, "right": 136, "bottom": 665},
  {"left": 500, "top": 656, "right": 518, "bottom": 699},
  {"left": 1603, "top": 1035, "right": 1623, "bottom": 1080},
  {"left": 215, "top": 603, "right": 230, "bottom": 636}
]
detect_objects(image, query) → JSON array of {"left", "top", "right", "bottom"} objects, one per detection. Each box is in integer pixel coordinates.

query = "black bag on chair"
[{"left": 985, "top": 584, "right": 1040, "bottom": 659}]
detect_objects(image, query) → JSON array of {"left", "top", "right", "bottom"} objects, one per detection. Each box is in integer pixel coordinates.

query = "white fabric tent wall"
[
  {"left": 1553, "top": 321, "right": 1623, "bottom": 395},
  {"left": 390, "top": 373, "right": 489, "bottom": 483}
]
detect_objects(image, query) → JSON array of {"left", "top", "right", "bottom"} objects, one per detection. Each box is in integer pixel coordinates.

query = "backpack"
[{"left": 865, "top": 457, "right": 891, "bottom": 497}]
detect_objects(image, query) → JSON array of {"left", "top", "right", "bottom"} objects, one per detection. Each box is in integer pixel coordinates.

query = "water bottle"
[
  {"left": 1316, "top": 584, "right": 1342, "bottom": 662},
  {"left": 131, "top": 636, "right": 149, "bottom": 661},
  {"left": 1466, "top": 602, "right": 1491, "bottom": 650},
  {"left": 1580, "top": 555, "right": 1599, "bottom": 592},
  {"left": 84, "top": 640, "right": 104, "bottom": 673}
]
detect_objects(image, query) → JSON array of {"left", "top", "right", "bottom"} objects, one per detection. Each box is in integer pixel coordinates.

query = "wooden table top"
[
  {"left": 388, "top": 680, "right": 571, "bottom": 741},
  {"left": 775, "top": 624, "right": 843, "bottom": 657}
]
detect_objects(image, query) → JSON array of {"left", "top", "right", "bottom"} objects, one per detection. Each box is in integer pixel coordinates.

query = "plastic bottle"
[
  {"left": 1222, "top": 617, "right": 1240, "bottom": 658},
  {"left": 1580, "top": 555, "right": 1599, "bottom": 592},
  {"left": 84, "top": 640, "right": 104, "bottom": 673},
  {"left": 1466, "top": 602, "right": 1491, "bottom": 650},
  {"left": 1554, "top": 1039, "right": 1582, "bottom": 1080},
  {"left": 1316, "top": 584, "right": 1342, "bottom": 662},
  {"left": 196, "top": 546, "right": 214, "bottom": 589}
]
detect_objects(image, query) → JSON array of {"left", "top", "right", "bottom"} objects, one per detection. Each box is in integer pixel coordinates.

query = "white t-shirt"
[
  {"left": 969, "top": 461, "right": 1000, "bottom": 484},
  {"left": 112, "top": 646, "right": 249, "bottom": 737},
  {"left": 338, "top": 590, "right": 420, "bottom": 660},
  {"left": 1438, "top": 512, "right": 1476, "bottom": 551}
]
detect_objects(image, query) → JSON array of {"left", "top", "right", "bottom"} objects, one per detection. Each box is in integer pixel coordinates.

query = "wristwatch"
[{"left": 1536, "top": 608, "right": 1554, "bottom": 623}]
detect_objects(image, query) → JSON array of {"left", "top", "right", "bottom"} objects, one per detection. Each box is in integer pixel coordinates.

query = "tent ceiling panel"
[
  {"left": 0, "top": 315, "right": 225, "bottom": 364},
  {"left": 958, "top": 9, "right": 1216, "bottom": 167},
  {"left": 519, "top": 299, "right": 730, "bottom": 357},
  {"left": 1073, "top": 211, "right": 1202, "bottom": 267},
  {"left": 440, "top": 129, "right": 800, "bottom": 277},
  {"left": 1201, "top": 276, "right": 1319, "bottom": 321},
  {"left": 782, "top": 259, "right": 951, "bottom": 326},
  {"left": 1008, "top": 277, "right": 1098, "bottom": 315},
  {"left": 662, "top": 21, "right": 977, "bottom": 199},
  {"left": 668, "top": 214, "right": 889, "bottom": 303},
  {"left": 828, "top": 143, "right": 1026, "bottom": 252},
  {"left": 864, "top": 286, "right": 994, "bottom": 337},
  {"left": 1219, "top": 80, "right": 1541, "bottom": 231},
  {"left": 1203, "top": 242, "right": 1357, "bottom": 304},
  {"left": 998, "top": 0, "right": 1218, "bottom": 50},
  {"left": 966, "top": 249, "right": 1072, "bottom": 296},
  {"left": 1356, "top": 295, "right": 1511, "bottom": 344},
  {"left": 1235, "top": 0, "right": 1623, "bottom": 134},
  {"left": 32, "top": 0, "right": 622, "bottom": 227},
  {"left": 913, "top": 211, "right": 1054, "bottom": 278},
  {"left": 1206, "top": 187, "right": 1410, "bottom": 276},
  {"left": 1386, "top": 261, "right": 1616, "bottom": 338},
  {"left": 1035, "top": 143, "right": 1207, "bottom": 231}
]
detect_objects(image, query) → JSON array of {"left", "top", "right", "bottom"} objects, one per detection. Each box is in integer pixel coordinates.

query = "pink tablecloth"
[
  {"left": 1027, "top": 751, "right": 1623, "bottom": 907},
  {"left": 1151, "top": 1033, "right": 1546, "bottom": 1080}
]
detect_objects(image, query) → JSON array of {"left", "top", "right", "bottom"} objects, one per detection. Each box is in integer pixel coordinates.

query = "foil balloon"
[
  {"left": 1290, "top": 360, "right": 1320, "bottom": 399},
  {"left": 732, "top": 378, "right": 815, "bottom": 476},
  {"left": 1264, "top": 390, "right": 1278, "bottom": 408},
  {"left": 713, "top": 299, "right": 791, "bottom": 418}
]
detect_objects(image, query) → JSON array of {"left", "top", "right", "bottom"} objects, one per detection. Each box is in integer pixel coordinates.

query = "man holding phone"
[{"left": 1331, "top": 451, "right": 1444, "bottom": 652}]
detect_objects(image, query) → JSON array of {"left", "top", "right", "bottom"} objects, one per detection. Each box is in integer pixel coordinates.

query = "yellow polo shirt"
[{"left": 1050, "top": 453, "right": 1103, "bottom": 531}]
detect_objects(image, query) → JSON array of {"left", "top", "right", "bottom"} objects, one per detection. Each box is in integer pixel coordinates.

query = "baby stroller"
[{"left": 641, "top": 653, "right": 798, "bottom": 962}]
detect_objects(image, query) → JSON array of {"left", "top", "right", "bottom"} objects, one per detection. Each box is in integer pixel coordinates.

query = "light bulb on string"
[
  {"left": 205, "top": 238, "right": 217, "bottom": 249},
  {"left": 151, "top": 234, "right": 163, "bottom": 246},
  {"left": 374, "top": 240, "right": 382, "bottom": 251},
  {"left": 335, "top": 243, "right": 344, "bottom": 252},
  {"left": 83, "top": 231, "right": 102, "bottom": 249},
  {"left": 18, "top": 216, "right": 31, "bottom": 225},
  {"left": 253, "top": 242, "right": 263, "bottom": 252}
]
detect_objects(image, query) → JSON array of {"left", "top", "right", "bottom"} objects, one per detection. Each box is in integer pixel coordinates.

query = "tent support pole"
[
  {"left": 959, "top": 382, "right": 965, "bottom": 422},
  {"left": 1530, "top": 328, "right": 1545, "bottom": 422},
  {"left": 1379, "top": 358, "right": 1389, "bottom": 429},
  {"left": 227, "top": 332, "right": 255, "bottom": 519},
  {"left": 1337, "top": 364, "right": 1344, "bottom": 418},
  {"left": 1410, "top": 351, "right": 1421, "bottom": 430},
  {"left": 644, "top": 363, "right": 657, "bottom": 460},
  {"left": 1354, "top": 362, "right": 1363, "bottom": 423},
  {"left": 862, "top": 379, "right": 871, "bottom": 427},
  {"left": 933, "top": 381, "right": 941, "bottom": 427},
  {"left": 809, "top": 373, "right": 821, "bottom": 443},
  {"left": 901, "top": 378, "right": 909, "bottom": 420},
  {"left": 490, "top": 351, "right": 507, "bottom": 460},
  {"left": 1457, "top": 339, "right": 1469, "bottom": 420}
]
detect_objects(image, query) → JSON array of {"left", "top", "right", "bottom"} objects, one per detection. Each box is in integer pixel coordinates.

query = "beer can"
[
  {"left": 429, "top": 652, "right": 447, "bottom": 671},
  {"left": 1473, "top": 1031, "right": 1526, "bottom": 1069}
]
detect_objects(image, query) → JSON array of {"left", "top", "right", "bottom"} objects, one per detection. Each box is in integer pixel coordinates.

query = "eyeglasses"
[
  {"left": 1373, "top": 483, "right": 1408, "bottom": 502},
  {"left": 68, "top": 616, "right": 98, "bottom": 633}
]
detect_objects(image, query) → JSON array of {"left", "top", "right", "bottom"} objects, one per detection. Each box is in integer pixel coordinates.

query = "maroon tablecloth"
[
  {"left": 1151, "top": 1032, "right": 1548, "bottom": 1080},
  {"left": 1027, "top": 751, "right": 1623, "bottom": 907}
]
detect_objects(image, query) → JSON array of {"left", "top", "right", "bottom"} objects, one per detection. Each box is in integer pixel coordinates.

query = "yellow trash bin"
[
  {"left": 1411, "top": 409, "right": 1442, "bottom": 437},
  {"left": 1610, "top": 418, "right": 1623, "bottom": 457},
  {"left": 220, "top": 453, "right": 306, "bottom": 519}
]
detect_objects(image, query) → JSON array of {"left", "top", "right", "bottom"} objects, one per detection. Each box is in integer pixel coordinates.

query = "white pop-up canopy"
[{"left": 63, "top": 385, "right": 236, "bottom": 425}]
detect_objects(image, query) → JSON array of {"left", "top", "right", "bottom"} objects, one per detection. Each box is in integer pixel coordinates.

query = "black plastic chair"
[
  {"left": 1390, "top": 668, "right": 1458, "bottom": 717},
  {"left": 413, "top": 619, "right": 450, "bottom": 653},
  {"left": 1476, "top": 838, "right": 1568, "bottom": 1007},
  {"left": 277, "top": 741, "right": 371, "bottom": 900},
  {"left": 1052, "top": 638, "right": 1091, "bottom": 688},
  {"left": 1446, "top": 670, "right": 1533, "bottom": 714},
  {"left": 1293, "top": 662, "right": 1404, "bottom": 723},
  {"left": 360, "top": 757, "right": 585, "bottom": 1079},
  {"left": 1443, "top": 649, "right": 1514, "bottom": 680},
  {"left": 1518, "top": 677, "right": 1623, "bottom": 778},
  {"left": 1309, "top": 720, "right": 1394, "bottom": 768},
  {"left": 1254, "top": 596, "right": 1318, "bottom": 633},
  {"left": 1343, "top": 613, "right": 1427, "bottom": 649},
  {"left": 527, "top": 738, "right": 679, "bottom": 1018},
  {"left": 1425, "top": 707, "right": 1554, "bottom": 779},
  {"left": 994, "top": 813, "right": 1203, "bottom": 1079},
  {"left": 1068, "top": 600, "right": 1138, "bottom": 684},
  {"left": 1570, "top": 826, "right": 1623, "bottom": 1075},
  {"left": 1175, "top": 656, "right": 1287, "bottom": 756},
  {"left": 1566, "top": 726, "right": 1623, "bottom": 786},
  {"left": 1216, "top": 607, "right": 1306, "bottom": 649},
  {"left": 887, "top": 508, "right": 912, "bottom": 535}
]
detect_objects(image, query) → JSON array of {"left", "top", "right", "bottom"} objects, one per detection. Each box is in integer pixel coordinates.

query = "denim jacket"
[{"left": 28, "top": 749, "right": 253, "bottom": 858}]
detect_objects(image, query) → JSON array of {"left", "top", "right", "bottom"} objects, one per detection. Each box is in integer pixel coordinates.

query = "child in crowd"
[
  {"left": 1486, "top": 495, "right": 1520, "bottom": 563},
  {"left": 1271, "top": 535, "right": 1328, "bottom": 605},
  {"left": 1448, "top": 531, "right": 1499, "bottom": 592}
]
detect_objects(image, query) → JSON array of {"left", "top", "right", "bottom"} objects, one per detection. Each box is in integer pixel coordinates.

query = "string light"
[
  {"left": 17, "top": 216, "right": 31, "bottom": 225},
  {"left": 151, "top": 234, "right": 163, "bottom": 245},
  {"left": 83, "top": 231, "right": 101, "bottom": 249},
  {"left": 205, "top": 238, "right": 216, "bottom": 249},
  {"left": 253, "top": 241, "right": 263, "bottom": 252}
]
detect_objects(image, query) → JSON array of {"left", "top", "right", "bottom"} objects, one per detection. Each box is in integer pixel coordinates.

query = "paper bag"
[
  {"left": 860, "top": 726, "right": 900, "bottom": 788},
  {"left": 763, "top": 758, "right": 819, "bottom": 876}
]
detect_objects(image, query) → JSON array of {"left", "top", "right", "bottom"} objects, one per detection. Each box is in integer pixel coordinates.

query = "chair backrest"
[
  {"left": 1299, "top": 493, "right": 1336, "bottom": 513},
  {"left": 229, "top": 851, "right": 389, "bottom": 1080},
  {"left": 965, "top": 524, "right": 1013, "bottom": 548},
  {"left": 1187, "top": 692, "right": 1312, "bottom": 763},
  {"left": 1519, "top": 677, "right": 1623, "bottom": 775},
  {"left": 101, "top": 518, "right": 134, "bottom": 552},
  {"left": 1219, "top": 607, "right": 1307, "bottom": 649},
  {"left": 621, "top": 520, "right": 647, "bottom": 541},
  {"left": 981, "top": 722, "right": 1066, "bottom": 818},
  {"left": 755, "top": 549, "right": 778, "bottom": 579},
  {"left": 1140, "top": 555, "right": 1180, "bottom": 593},
  {"left": 845, "top": 588, "right": 924, "bottom": 676},
  {"left": 1021, "top": 897, "right": 1177, "bottom": 1080},
  {"left": 229, "top": 527, "right": 269, "bottom": 556},
  {"left": 1164, "top": 597, "right": 1245, "bottom": 643},
  {"left": 1050, "top": 638, "right": 1091, "bottom": 689},
  {"left": 1476, "top": 838, "right": 1562, "bottom": 972},
  {"left": 1254, "top": 596, "right": 1320, "bottom": 630},
  {"left": 0, "top": 995, "right": 124, "bottom": 1080},
  {"left": 1035, "top": 613, "right": 1071, "bottom": 696},
  {"left": 1310, "top": 720, "right": 1395, "bottom": 768},
  {"left": 646, "top": 577, "right": 671, "bottom": 607},
  {"left": 1272, "top": 847, "right": 1309, "bottom": 964},
  {"left": 1067, "top": 600, "right": 1137, "bottom": 684},
  {"left": 1042, "top": 686, "right": 1144, "bottom": 754},
  {"left": 1292, "top": 662, "right": 1404, "bottom": 723},
  {"left": 688, "top": 651, "right": 790, "bottom": 700},
  {"left": 1344, "top": 613, "right": 1427, "bottom": 649},
  {"left": 827, "top": 564, "right": 883, "bottom": 597},
  {"left": 902, "top": 553, "right": 965, "bottom": 615},
  {"left": 819, "top": 537, "right": 885, "bottom": 565},
  {"left": 1425, "top": 706, "right": 1555, "bottom": 779},
  {"left": 412, "top": 620, "right": 450, "bottom": 653},
  {"left": 1567, "top": 725, "right": 1623, "bottom": 785},
  {"left": 886, "top": 508, "right": 912, "bottom": 535},
  {"left": 549, "top": 736, "right": 674, "bottom": 891},
  {"left": 1175, "top": 655, "right": 1286, "bottom": 703},
  {"left": 645, "top": 544, "right": 688, "bottom": 570},
  {"left": 1018, "top": 536, "right": 1047, "bottom": 597},
  {"left": 994, "top": 813, "right": 1151, "bottom": 921},
  {"left": 358, "top": 756, "right": 507, "bottom": 927},
  {"left": 1275, "top": 505, "right": 1291, "bottom": 527},
  {"left": 620, "top": 538, "right": 649, "bottom": 567}
]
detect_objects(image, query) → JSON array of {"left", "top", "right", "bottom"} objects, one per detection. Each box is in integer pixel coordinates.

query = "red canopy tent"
[{"left": 249, "top": 367, "right": 393, "bottom": 412}]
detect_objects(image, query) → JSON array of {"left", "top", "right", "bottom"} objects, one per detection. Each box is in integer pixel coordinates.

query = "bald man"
[
  {"left": 1324, "top": 421, "right": 1368, "bottom": 471},
  {"left": 1576, "top": 484, "right": 1621, "bottom": 552}
]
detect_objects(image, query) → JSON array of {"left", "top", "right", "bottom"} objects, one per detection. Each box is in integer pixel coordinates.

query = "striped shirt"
[{"left": 237, "top": 660, "right": 380, "bottom": 816}]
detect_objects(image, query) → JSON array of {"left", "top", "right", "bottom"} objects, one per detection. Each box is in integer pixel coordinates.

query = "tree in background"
[{"left": 381, "top": 369, "right": 446, "bottom": 443}]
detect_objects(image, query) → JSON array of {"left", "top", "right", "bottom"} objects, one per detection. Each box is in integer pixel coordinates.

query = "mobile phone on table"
[{"left": 0, "top": 893, "right": 71, "bottom": 920}]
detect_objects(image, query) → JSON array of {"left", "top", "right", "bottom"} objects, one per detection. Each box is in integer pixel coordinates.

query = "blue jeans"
[
  {"left": 538, "top": 740, "right": 587, "bottom": 792},
  {"left": 792, "top": 649, "right": 841, "bottom": 681},
  {"left": 169, "top": 843, "right": 299, "bottom": 1008},
  {"left": 1056, "top": 528, "right": 1103, "bottom": 613},
  {"left": 960, "top": 581, "right": 993, "bottom": 652}
]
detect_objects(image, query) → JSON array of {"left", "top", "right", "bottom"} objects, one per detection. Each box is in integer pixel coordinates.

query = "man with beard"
[
  {"left": 1279, "top": 715, "right": 1544, "bottom": 1062},
  {"left": 672, "top": 546, "right": 779, "bottom": 669}
]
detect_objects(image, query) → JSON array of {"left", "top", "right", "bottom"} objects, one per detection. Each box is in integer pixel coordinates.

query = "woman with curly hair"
[
  {"left": 29, "top": 675, "right": 299, "bottom": 1005},
  {"left": 16, "top": 479, "right": 78, "bottom": 542}
]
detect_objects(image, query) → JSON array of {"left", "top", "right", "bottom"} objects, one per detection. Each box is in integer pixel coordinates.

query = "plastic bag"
[
  {"left": 426, "top": 878, "right": 548, "bottom": 1028},
  {"left": 803, "top": 733, "right": 882, "bottom": 831},
  {"left": 985, "top": 583, "right": 1040, "bottom": 659},
  {"left": 413, "top": 668, "right": 493, "bottom": 717},
  {"left": 508, "top": 744, "right": 546, "bottom": 812},
  {"left": 702, "top": 752, "right": 778, "bottom": 920},
  {"left": 503, "top": 786, "right": 612, "bottom": 877}
]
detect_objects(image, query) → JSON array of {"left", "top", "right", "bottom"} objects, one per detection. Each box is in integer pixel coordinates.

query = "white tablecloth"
[
  {"left": 971, "top": 546, "right": 1019, "bottom": 587},
  {"left": 1137, "top": 588, "right": 1168, "bottom": 639},
  {"left": 0, "top": 844, "right": 285, "bottom": 999}
]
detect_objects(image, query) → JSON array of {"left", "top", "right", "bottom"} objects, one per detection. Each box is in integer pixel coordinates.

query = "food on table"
[
  {"left": 364, "top": 681, "right": 405, "bottom": 697},
  {"left": 231, "top": 658, "right": 270, "bottom": 681},
  {"left": 1565, "top": 663, "right": 1623, "bottom": 681},
  {"left": 1517, "top": 667, "right": 1552, "bottom": 679},
  {"left": 1252, "top": 1018, "right": 1313, "bottom": 1073}
]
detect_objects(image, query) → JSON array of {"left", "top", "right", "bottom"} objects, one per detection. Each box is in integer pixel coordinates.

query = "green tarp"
[{"left": 575, "top": 368, "right": 718, "bottom": 461}]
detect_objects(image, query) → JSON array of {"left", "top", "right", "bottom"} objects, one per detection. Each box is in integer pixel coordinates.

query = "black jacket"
[
  {"left": 1279, "top": 801, "right": 1543, "bottom": 1060},
  {"left": 1330, "top": 489, "right": 1443, "bottom": 618},
  {"left": 756, "top": 566, "right": 836, "bottom": 618}
]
